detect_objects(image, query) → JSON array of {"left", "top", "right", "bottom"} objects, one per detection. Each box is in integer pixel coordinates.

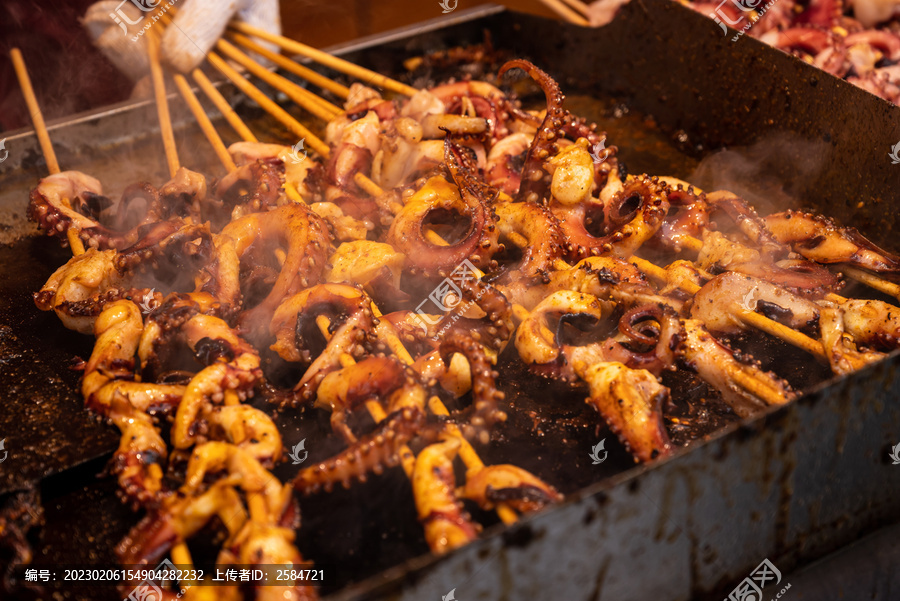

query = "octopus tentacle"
[
  {"left": 269, "top": 283, "right": 377, "bottom": 406},
  {"left": 439, "top": 331, "right": 508, "bottom": 443},
  {"left": 293, "top": 407, "right": 426, "bottom": 494},
  {"left": 499, "top": 59, "right": 567, "bottom": 204},
  {"left": 413, "top": 438, "right": 480, "bottom": 554},
  {"left": 553, "top": 174, "right": 670, "bottom": 260},
  {"left": 387, "top": 139, "right": 499, "bottom": 274}
]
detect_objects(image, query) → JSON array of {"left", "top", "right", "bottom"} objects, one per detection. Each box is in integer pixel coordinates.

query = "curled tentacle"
[
  {"left": 201, "top": 204, "right": 332, "bottom": 328},
  {"left": 387, "top": 139, "right": 499, "bottom": 274},
  {"left": 413, "top": 438, "right": 479, "bottom": 554},
  {"left": 293, "top": 407, "right": 426, "bottom": 494},
  {"left": 439, "top": 331, "right": 508, "bottom": 443},
  {"left": 493, "top": 200, "right": 566, "bottom": 281},
  {"left": 84, "top": 301, "right": 170, "bottom": 506},
  {"left": 269, "top": 284, "right": 377, "bottom": 406},
  {"left": 432, "top": 274, "right": 513, "bottom": 351},
  {"left": 172, "top": 315, "right": 263, "bottom": 452},
  {"left": 313, "top": 356, "right": 409, "bottom": 440},
  {"left": 213, "top": 158, "right": 285, "bottom": 225},
  {"left": 552, "top": 175, "right": 670, "bottom": 260},
  {"left": 499, "top": 59, "right": 566, "bottom": 204}
]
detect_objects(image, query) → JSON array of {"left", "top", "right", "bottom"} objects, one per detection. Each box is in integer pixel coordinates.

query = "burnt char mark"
[
  {"left": 193, "top": 337, "right": 236, "bottom": 365},
  {"left": 757, "top": 300, "right": 794, "bottom": 324}
]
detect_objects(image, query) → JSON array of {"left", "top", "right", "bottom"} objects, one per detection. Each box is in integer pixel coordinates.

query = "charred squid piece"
[
  {"left": 678, "top": 319, "right": 796, "bottom": 417},
  {"left": 413, "top": 438, "right": 480, "bottom": 554},
  {"left": 818, "top": 304, "right": 886, "bottom": 375},
  {"left": 387, "top": 138, "right": 500, "bottom": 274},
  {"left": 228, "top": 141, "right": 317, "bottom": 198},
  {"left": 294, "top": 406, "right": 427, "bottom": 494},
  {"left": 205, "top": 405, "right": 283, "bottom": 466},
  {"left": 212, "top": 158, "right": 286, "bottom": 226},
  {"left": 269, "top": 284, "right": 377, "bottom": 406},
  {"left": 552, "top": 174, "right": 670, "bottom": 261},
  {"left": 459, "top": 464, "right": 563, "bottom": 514},
  {"left": 201, "top": 203, "right": 332, "bottom": 331},
  {"left": 588, "top": 303, "right": 684, "bottom": 377},
  {"left": 690, "top": 271, "right": 821, "bottom": 336},
  {"left": 114, "top": 221, "right": 214, "bottom": 282},
  {"left": 765, "top": 210, "right": 900, "bottom": 275},
  {"left": 697, "top": 231, "right": 842, "bottom": 297},
  {"left": 28, "top": 171, "right": 119, "bottom": 249},
  {"left": 439, "top": 332, "right": 508, "bottom": 443},
  {"left": 171, "top": 315, "right": 264, "bottom": 453},
  {"left": 576, "top": 361, "right": 674, "bottom": 463},
  {"left": 313, "top": 356, "right": 409, "bottom": 441},
  {"left": 498, "top": 59, "right": 567, "bottom": 204},
  {"left": 837, "top": 298, "right": 900, "bottom": 350},
  {"left": 34, "top": 248, "right": 123, "bottom": 334}
]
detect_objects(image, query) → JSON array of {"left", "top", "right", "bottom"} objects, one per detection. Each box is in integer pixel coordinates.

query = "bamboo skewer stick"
[
  {"left": 173, "top": 74, "right": 237, "bottom": 173},
  {"left": 228, "top": 21, "right": 419, "bottom": 97},
  {"left": 537, "top": 0, "right": 591, "bottom": 25},
  {"left": 839, "top": 265, "right": 900, "bottom": 302},
  {"left": 229, "top": 33, "right": 352, "bottom": 99},
  {"left": 192, "top": 69, "right": 259, "bottom": 143},
  {"left": 147, "top": 32, "right": 180, "bottom": 178},
  {"left": 206, "top": 51, "right": 330, "bottom": 157},
  {"left": 10, "top": 49, "right": 60, "bottom": 175},
  {"left": 11, "top": 48, "right": 86, "bottom": 255},
  {"left": 215, "top": 38, "right": 341, "bottom": 122}
]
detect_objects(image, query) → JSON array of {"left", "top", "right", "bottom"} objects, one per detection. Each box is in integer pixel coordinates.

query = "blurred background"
[{"left": 0, "top": 0, "right": 559, "bottom": 132}]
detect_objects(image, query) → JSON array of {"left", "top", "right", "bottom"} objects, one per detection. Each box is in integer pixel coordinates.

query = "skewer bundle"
[{"left": 13, "top": 11, "right": 900, "bottom": 600}]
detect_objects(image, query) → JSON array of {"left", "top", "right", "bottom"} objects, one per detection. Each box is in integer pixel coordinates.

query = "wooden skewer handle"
[
  {"left": 10, "top": 48, "right": 60, "bottom": 174},
  {"left": 229, "top": 21, "right": 419, "bottom": 97}
]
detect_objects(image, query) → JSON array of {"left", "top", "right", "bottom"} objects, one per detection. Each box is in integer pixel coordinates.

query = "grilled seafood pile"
[
  {"left": 684, "top": 0, "right": 900, "bottom": 104},
  {"left": 25, "top": 58, "right": 900, "bottom": 598}
]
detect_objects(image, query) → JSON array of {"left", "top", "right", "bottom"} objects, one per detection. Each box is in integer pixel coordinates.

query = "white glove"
[
  {"left": 82, "top": 0, "right": 280, "bottom": 82},
  {"left": 161, "top": 0, "right": 281, "bottom": 73}
]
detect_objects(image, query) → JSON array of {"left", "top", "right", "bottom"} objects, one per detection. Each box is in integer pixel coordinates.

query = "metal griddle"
[{"left": 2, "top": 3, "right": 900, "bottom": 600}]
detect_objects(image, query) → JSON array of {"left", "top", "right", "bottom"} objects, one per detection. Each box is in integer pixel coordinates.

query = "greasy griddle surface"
[{"left": 0, "top": 239, "right": 117, "bottom": 494}]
